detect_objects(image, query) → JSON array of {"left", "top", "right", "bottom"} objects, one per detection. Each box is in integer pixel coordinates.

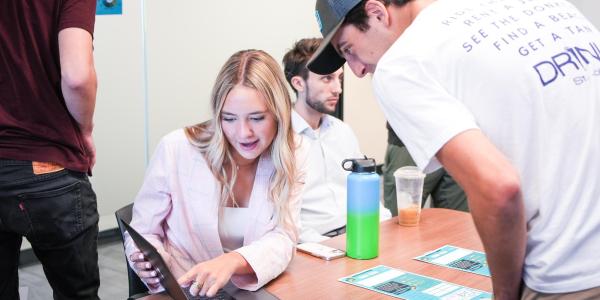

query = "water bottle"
[{"left": 342, "top": 158, "right": 380, "bottom": 259}]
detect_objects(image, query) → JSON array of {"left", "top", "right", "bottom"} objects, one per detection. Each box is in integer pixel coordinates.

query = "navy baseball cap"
[{"left": 307, "top": 0, "right": 362, "bottom": 75}]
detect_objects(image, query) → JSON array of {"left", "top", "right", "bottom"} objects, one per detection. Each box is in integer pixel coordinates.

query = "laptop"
[{"left": 119, "top": 218, "right": 279, "bottom": 300}]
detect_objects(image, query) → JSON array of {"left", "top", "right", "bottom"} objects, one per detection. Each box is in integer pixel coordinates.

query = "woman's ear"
[
  {"left": 291, "top": 76, "right": 305, "bottom": 93},
  {"left": 365, "top": 0, "right": 390, "bottom": 26}
]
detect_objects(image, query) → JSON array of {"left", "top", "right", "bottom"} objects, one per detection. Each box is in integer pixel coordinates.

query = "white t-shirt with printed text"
[{"left": 373, "top": 0, "right": 600, "bottom": 293}]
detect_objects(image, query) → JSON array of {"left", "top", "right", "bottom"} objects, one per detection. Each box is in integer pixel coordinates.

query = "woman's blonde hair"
[{"left": 184, "top": 49, "right": 297, "bottom": 240}]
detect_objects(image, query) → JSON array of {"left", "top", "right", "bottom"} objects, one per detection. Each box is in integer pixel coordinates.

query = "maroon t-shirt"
[{"left": 0, "top": 0, "right": 96, "bottom": 173}]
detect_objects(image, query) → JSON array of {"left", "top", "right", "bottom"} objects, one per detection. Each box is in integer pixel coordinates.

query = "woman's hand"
[
  {"left": 129, "top": 251, "right": 161, "bottom": 290},
  {"left": 177, "top": 252, "right": 249, "bottom": 298}
]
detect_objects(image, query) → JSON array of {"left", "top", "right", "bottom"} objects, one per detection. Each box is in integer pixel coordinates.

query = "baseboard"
[{"left": 18, "top": 228, "right": 121, "bottom": 267}]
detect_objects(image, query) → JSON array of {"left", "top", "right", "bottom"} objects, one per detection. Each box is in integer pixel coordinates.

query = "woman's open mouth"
[{"left": 240, "top": 140, "right": 259, "bottom": 151}]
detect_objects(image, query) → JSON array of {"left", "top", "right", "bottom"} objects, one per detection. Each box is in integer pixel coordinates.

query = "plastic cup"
[{"left": 394, "top": 166, "right": 425, "bottom": 226}]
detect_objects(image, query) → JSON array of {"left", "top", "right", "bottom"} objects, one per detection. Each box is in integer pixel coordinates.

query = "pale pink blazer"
[{"left": 124, "top": 129, "right": 307, "bottom": 291}]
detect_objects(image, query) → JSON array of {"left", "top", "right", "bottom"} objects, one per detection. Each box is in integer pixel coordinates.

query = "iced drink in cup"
[{"left": 394, "top": 166, "right": 425, "bottom": 226}]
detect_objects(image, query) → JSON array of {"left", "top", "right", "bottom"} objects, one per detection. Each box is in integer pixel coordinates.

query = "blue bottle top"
[{"left": 342, "top": 158, "right": 379, "bottom": 213}]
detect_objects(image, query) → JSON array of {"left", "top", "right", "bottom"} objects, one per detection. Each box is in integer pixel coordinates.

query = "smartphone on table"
[{"left": 297, "top": 242, "right": 346, "bottom": 260}]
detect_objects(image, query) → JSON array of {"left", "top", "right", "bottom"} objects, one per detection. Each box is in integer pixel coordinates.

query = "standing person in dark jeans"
[
  {"left": 383, "top": 123, "right": 468, "bottom": 217},
  {"left": 0, "top": 1, "right": 99, "bottom": 299}
]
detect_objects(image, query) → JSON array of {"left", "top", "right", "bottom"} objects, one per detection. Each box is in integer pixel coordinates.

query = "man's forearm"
[
  {"left": 436, "top": 130, "right": 527, "bottom": 299},
  {"left": 62, "top": 72, "right": 97, "bottom": 134},
  {"left": 59, "top": 28, "right": 97, "bottom": 135},
  {"left": 470, "top": 192, "right": 526, "bottom": 299}
]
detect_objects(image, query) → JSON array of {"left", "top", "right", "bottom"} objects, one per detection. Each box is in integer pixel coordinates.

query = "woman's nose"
[{"left": 238, "top": 120, "right": 253, "bottom": 137}]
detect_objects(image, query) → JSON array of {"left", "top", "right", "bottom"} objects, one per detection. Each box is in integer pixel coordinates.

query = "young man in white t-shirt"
[
  {"left": 283, "top": 38, "right": 390, "bottom": 243},
  {"left": 306, "top": 0, "right": 600, "bottom": 299}
]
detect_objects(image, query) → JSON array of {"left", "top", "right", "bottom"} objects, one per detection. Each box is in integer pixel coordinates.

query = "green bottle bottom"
[{"left": 346, "top": 212, "right": 379, "bottom": 259}]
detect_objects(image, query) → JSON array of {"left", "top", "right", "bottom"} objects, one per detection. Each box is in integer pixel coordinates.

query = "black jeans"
[{"left": 0, "top": 159, "right": 100, "bottom": 300}]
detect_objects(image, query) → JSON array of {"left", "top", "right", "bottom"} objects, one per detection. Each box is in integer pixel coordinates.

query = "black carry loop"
[{"left": 342, "top": 157, "right": 377, "bottom": 173}]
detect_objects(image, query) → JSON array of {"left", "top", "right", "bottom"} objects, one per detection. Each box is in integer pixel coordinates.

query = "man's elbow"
[
  {"left": 61, "top": 65, "right": 97, "bottom": 91},
  {"left": 489, "top": 172, "right": 522, "bottom": 211}
]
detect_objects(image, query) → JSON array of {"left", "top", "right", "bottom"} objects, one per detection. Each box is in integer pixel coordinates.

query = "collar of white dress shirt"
[{"left": 291, "top": 110, "right": 333, "bottom": 139}]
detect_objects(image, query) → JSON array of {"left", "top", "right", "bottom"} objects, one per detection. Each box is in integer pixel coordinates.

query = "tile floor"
[{"left": 18, "top": 241, "right": 129, "bottom": 300}]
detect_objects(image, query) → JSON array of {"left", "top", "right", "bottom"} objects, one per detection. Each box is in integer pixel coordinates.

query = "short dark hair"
[
  {"left": 282, "top": 38, "right": 322, "bottom": 94},
  {"left": 343, "top": 0, "right": 409, "bottom": 32}
]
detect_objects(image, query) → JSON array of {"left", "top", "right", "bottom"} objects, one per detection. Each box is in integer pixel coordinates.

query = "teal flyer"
[
  {"left": 415, "top": 245, "right": 490, "bottom": 277},
  {"left": 339, "top": 265, "right": 492, "bottom": 300}
]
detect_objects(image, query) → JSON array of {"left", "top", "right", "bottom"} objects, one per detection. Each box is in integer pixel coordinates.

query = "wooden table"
[{"left": 265, "top": 208, "right": 492, "bottom": 299}]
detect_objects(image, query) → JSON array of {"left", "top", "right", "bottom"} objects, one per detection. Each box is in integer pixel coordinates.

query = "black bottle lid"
[{"left": 342, "top": 157, "right": 377, "bottom": 173}]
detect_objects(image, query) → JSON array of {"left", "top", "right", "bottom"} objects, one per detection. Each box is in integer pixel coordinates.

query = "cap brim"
[{"left": 307, "top": 21, "right": 346, "bottom": 75}]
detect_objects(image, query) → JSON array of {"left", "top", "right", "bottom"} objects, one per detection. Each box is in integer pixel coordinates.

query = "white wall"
[
  {"left": 143, "top": 2, "right": 321, "bottom": 151},
  {"left": 92, "top": 0, "right": 147, "bottom": 233},
  {"left": 140, "top": 2, "right": 388, "bottom": 165},
  {"left": 343, "top": 73, "right": 387, "bottom": 163},
  {"left": 570, "top": 0, "right": 600, "bottom": 28}
]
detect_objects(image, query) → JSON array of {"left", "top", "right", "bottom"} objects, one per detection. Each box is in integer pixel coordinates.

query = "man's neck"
[{"left": 294, "top": 99, "right": 323, "bottom": 130}]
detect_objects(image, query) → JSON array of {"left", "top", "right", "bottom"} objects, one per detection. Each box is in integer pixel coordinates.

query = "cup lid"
[{"left": 393, "top": 166, "right": 425, "bottom": 179}]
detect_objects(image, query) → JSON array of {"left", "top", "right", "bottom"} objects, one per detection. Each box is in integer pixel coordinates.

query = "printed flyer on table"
[
  {"left": 414, "top": 245, "right": 490, "bottom": 277},
  {"left": 339, "top": 265, "right": 492, "bottom": 300}
]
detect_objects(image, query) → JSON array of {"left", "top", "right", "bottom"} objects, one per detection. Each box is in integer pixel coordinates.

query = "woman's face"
[{"left": 221, "top": 84, "right": 277, "bottom": 165}]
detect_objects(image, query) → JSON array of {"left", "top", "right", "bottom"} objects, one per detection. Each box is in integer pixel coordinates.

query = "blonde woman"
[{"left": 124, "top": 49, "right": 306, "bottom": 298}]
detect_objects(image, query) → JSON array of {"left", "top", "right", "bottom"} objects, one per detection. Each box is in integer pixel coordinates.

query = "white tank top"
[{"left": 218, "top": 207, "right": 251, "bottom": 252}]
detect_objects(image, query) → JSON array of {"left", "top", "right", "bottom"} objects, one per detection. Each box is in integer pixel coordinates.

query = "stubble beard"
[{"left": 305, "top": 85, "right": 336, "bottom": 115}]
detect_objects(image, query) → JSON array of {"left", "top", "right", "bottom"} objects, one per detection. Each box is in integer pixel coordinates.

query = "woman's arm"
[
  {"left": 177, "top": 251, "right": 253, "bottom": 297},
  {"left": 124, "top": 134, "right": 176, "bottom": 292}
]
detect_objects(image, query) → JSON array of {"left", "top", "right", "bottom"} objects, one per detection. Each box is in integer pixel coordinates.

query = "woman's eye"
[
  {"left": 250, "top": 116, "right": 265, "bottom": 122},
  {"left": 222, "top": 117, "right": 235, "bottom": 122}
]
